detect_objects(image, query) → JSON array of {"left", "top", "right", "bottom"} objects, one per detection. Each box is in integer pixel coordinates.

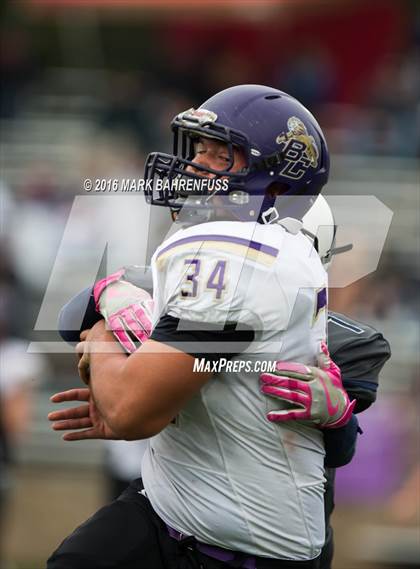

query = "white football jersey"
[{"left": 142, "top": 219, "right": 328, "bottom": 561}]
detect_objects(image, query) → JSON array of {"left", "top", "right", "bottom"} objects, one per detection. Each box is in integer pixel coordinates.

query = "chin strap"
[{"left": 261, "top": 207, "right": 280, "bottom": 224}]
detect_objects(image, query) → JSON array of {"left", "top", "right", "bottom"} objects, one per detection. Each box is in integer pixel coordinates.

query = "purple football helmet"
[{"left": 144, "top": 84, "right": 329, "bottom": 223}]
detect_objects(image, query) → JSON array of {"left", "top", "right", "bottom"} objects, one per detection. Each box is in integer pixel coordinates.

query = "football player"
[{"left": 47, "top": 85, "right": 378, "bottom": 569}]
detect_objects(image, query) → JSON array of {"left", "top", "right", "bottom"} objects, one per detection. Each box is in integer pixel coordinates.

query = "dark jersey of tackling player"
[
  {"left": 320, "top": 310, "right": 390, "bottom": 569},
  {"left": 328, "top": 312, "right": 389, "bottom": 412}
]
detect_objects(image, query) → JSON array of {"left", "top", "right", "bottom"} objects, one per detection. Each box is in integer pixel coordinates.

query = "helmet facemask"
[{"left": 144, "top": 109, "right": 253, "bottom": 222}]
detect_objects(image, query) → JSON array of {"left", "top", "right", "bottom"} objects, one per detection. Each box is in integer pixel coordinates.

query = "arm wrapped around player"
[
  {"left": 260, "top": 341, "right": 355, "bottom": 428},
  {"left": 93, "top": 268, "right": 154, "bottom": 354}
]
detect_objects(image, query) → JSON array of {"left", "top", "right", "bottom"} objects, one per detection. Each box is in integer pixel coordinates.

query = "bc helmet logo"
[
  {"left": 177, "top": 108, "right": 218, "bottom": 127},
  {"left": 275, "top": 116, "right": 319, "bottom": 180}
]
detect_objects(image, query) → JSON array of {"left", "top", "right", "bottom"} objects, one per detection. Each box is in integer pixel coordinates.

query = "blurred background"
[{"left": 0, "top": 0, "right": 419, "bottom": 568}]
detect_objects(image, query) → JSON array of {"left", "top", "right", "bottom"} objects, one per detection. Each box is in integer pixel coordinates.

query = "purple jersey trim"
[
  {"left": 316, "top": 287, "right": 327, "bottom": 315},
  {"left": 156, "top": 234, "right": 279, "bottom": 259},
  {"left": 167, "top": 525, "right": 256, "bottom": 569}
]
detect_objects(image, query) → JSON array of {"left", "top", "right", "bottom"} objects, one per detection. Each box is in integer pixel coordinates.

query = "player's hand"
[
  {"left": 94, "top": 268, "right": 154, "bottom": 353},
  {"left": 76, "top": 339, "right": 90, "bottom": 384},
  {"left": 48, "top": 387, "right": 120, "bottom": 441},
  {"left": 75, "top": 322, "right": 113, "bottom": 385},
  {"left": 260, "top": 342, "right": 356, "bottom": 428}
]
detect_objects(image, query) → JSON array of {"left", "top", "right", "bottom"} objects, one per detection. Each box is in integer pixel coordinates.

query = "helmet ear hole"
[{"left": 265, "top": 182, "right": 290, "bottom": 198}]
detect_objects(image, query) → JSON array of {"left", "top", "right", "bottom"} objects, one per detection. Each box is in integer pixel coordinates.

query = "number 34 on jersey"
[{"left": 180, "top": 259, "right": 228, "bottom": 300}]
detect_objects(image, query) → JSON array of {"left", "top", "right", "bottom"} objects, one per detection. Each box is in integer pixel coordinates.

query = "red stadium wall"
[{"left": 162, "top": 0, "right": 407, "bottom": 104}]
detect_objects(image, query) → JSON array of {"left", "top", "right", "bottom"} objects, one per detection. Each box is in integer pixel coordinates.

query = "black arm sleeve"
[
  {"left": 58, "top": 286, "right": 102, "bottom": 344},
  {"left": 328, "top": 311, "right": 391, "bottom": 413},
  {"left": 323, "top": 414, "right": 361, "bottom": 468},
  {"left": 150, "top": 314, "right": 255, "bottom": 363}
]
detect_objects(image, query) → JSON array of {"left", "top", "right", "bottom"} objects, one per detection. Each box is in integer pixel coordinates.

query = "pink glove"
[
  {"left": 260, "top": 342, "right": 356, "bottom": 428},
  {"left": 93, "top": 269, "right": 154, "bottom": 354}
]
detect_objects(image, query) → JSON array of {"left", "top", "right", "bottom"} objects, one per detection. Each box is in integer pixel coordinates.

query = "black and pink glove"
[
  {"left": 93, "top": 269, "right": 154, "bottom": 354},
  {"left": 260, "top": 342, "right": 355, "bottom": 428}
]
